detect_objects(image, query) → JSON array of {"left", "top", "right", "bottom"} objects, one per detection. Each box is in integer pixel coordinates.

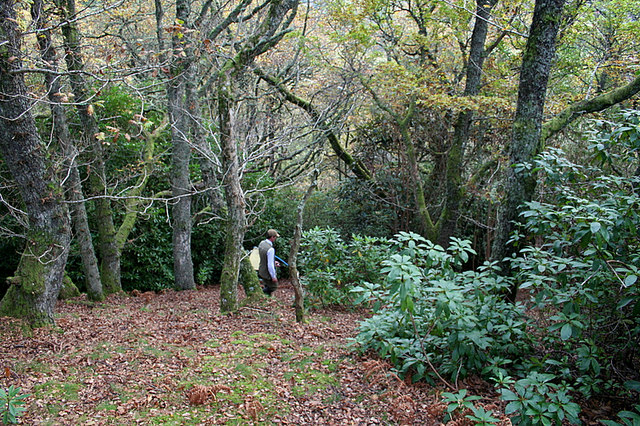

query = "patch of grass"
[
  {"left": 95, "top": 401, "right": 118, "bottom": 411},
  {"left": 33, "top": 381, "right": 83, "bottom": 411},
  {"left": 143, "top": 344, "right": 172, "bottom": 358},
  {"left": 204, "top": 339, "right": 221, "bottom": 348},
  {"left": 235, "top": 362, "right": 258, "bottom": 379},
  {"left": 144, "top": 410, "right": 213, "bottom": 425},
  {"left": 285, "top": 367, "right": 338, "bottom": 397},
  {"left": 89, "top": 342, "right": 117, "bottom": 360},
  {"left": 14, "top": 360, "right": 52, "bottom": 374},
  {"left": 322, "top": 359, "right": 340, "bottom": 372}
]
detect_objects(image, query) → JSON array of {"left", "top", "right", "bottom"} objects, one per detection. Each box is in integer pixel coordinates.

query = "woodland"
[{"left": 0, "top": 0, "right": 639, "bottom": 423}]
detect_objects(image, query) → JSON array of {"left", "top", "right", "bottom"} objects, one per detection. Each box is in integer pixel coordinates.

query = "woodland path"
[{"left": 1, "top": 282, "right": 506, "bottom": 425}]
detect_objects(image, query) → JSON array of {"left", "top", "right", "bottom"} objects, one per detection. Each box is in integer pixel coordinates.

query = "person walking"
[{"left": 258, "top": 229, "right": 280, "bottom": 296}]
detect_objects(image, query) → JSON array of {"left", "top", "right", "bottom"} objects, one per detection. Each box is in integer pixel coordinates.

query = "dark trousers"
[{"left": 260, "top": 276, "right": 277, "bottom": 295}]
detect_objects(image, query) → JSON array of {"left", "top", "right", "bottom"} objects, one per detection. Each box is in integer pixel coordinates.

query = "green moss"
[
  {"left": 89, "top": 342, "right": 116, "bottom": 360},
  {"left": 58, "top": 275, "right": 80, "bottom": 300},
  {"left": 95, "top": 401, "right": 118, "bottom": 411},
  {"left": 33, "top": 381, "right": 82, "bottom": 402}
]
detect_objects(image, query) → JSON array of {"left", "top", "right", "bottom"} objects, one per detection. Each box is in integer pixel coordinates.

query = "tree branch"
[{"left": 542, "top": 74, "right": 640, "bottom": 143}]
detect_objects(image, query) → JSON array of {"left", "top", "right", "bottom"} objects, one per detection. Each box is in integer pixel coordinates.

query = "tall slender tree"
[
  {"left": 57, "top": 0, "right": 121, "bottom": 294},
  {"left": 217, "top": 0, "right": 299, "bottom": 312},
  {"left": 439, "top": 0, "right": 499, "bottom": 246},
  {"left": 491, "top": 0, "right": 566, "bottom": 298},
  {"left": 32, "top": 0, "right": 104, "bottom": 301},
  {"left": 167, "top": 0, "right": 196, "bottom": 290}
]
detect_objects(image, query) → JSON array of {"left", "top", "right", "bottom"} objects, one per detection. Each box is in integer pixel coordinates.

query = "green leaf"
[
  {"left": 623, "top": 380, "right": 640, "bottom": 392},
  {"left": 624, "top": 274, "right": 638, "bottom": 287},
  {"left": 590, "top": 221, "right": 601, "bottom": 233},
  {"left": 560, "top": 323, "right": 572, "bottom": 340},
  {"left": 504, "top": 401, "right": 521, "bottom": 415},
  {"left": 500, "top": 389, "right": 519, "bottom": 401}
]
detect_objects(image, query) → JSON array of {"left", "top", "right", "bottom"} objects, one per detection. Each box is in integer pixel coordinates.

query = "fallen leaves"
[{"left": 0, "top": 283, "right": 472, "bottom": 424}]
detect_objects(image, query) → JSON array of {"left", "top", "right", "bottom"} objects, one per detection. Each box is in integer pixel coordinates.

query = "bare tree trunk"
[
  {"left": 168, "top": 0, "right": 196, "bottom": 290},
  {"left": 491, "top": 0, "right": 566, "bottom": 299},
  {"left": 57, "top": 0, "right": 121, "bottom": 294},
  {"left": 289, "top": 176, "right": 317, "bottom": 323},
  {"left": 32, "top": 0, "right": 103, "bottom": 301},
  {"left": 218, "top": 72, "right": 245, "bottom": 313},
  {"left": 438, "top": 0, "right": 497, "bottom": 247},
  {"left": 216, "top": 0, "right": 299, "bottom": 313},
  {"left": 0, "top": 0, "right": 71, "bottom": 325}
]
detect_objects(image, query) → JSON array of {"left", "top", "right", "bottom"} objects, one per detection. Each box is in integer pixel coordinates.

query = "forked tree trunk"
[
  {"left": 0, "top": 0, "right": 71, "bottom": 325},
  {"left": 58, "top": 0, "right": 121, "bottom": 294},
  {"left": 438, "top": 0, "right": 497, "bottom": 247},
  {"left": 491, "top": 0, "right": 566, "bottom": 299},
  {"left": 216, "top": 0, "right": 299, "bottom": 313},
  {"left": 32, "top": 0, "right": 103, "bottom": 301}
]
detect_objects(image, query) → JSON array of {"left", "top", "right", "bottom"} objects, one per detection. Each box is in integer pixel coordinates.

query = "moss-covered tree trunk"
[
  {"left": 438, "top": 0, "right": 497, "bottom": 247},
  {"left": 217, "top": 0, "right": 299, "bottom": 313},
  {"left": 239, "top": 256, "right": 263, "bottom": 301},
  {"left": 491, "top": 0, "right": 566, "bottom": 299},
  {"left": 397, "top": 101, "right": 439, "bottom": 241},
  {"left": 32, "top": 0, "right": 103, "bottom": 301},
  {"left": 58, "top": 0, "right": 121, "bottom": 294},
  {"left": 0, "top": 0, "right": 71, "bottom": 325},
  {"left": 115, "top": 119, "right": 165, "bottom": 253}
]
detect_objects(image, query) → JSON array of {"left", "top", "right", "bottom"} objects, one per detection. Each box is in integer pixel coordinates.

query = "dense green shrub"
[
  {"left": 120, "top": 207, "right": 174, "bottom": 292},
  {"left": 508, "top": 146, "right": 639, "bottom": 401},
  {"left": 303, "top": 176, "right": 411, "bottom": 239},
  {"left": 298, "top": 227, "right": 389, "bottom": 307},
  {"left": 499, "top": 373, "right": 581, "bottom": 425},
  {"left": 352, "top": 232, "right": 531, "bottom": 383},
  {"left": 0, "top": 385, "right": 29, "bottom": 424},
  {"left": 191, "top": 221, "right": 227, "bottom": 286}
]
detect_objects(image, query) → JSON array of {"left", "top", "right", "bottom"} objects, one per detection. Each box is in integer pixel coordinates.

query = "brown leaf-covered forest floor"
[
  {"left": 1, "top": 282, "right": 616, "bottom": 425},
  {"left": 0, "top": 281, "right": 503, "bottom": 425}
]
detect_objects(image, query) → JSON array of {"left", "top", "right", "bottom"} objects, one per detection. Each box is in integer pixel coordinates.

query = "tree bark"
[
  {"left": 218, "top": 70, "right": 245, "bottom": 312},
  {"left": 398, "top": 101, "right": 440, "bottom": 241},
  {"left": 57, "top": 0, "right": 121, "bottom": 294},
  {"left": 32, "top": 0, "right": 103, "bottom": 301},
  {"left": 541, "top": 74, "right": 640, "bottom": 143},
  {"left": 491, "top": 0, "right": 566, "bottom": 297},
  {"left": 0, "top": 0, "right": 71, "bottom": 325},
  {"left": 217, "top": 0, "right": 299, "bottom": 313},
  {"left": 289, "top": 176, "right": 317, "bottom": 323},
  {"left": 239, "top": 256, "right": 263, "bottom": 301},
  {"left": 438, "top": 0, "right": 497, "bottom": 247},
  {"left": 168, "top": 0, "right": 196, "bottom": 291}
]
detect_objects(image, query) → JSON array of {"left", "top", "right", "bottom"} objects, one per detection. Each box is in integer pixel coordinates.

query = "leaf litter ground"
[{"left": 0, "top": 282, "right": 511, "bottom": 425}]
